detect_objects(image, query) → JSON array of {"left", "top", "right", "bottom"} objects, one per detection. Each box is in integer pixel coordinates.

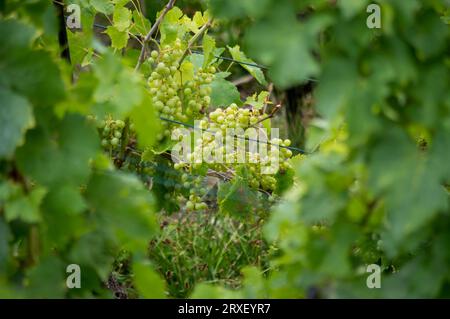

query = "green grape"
[
  {"left": 150, "top": 50, "right": 159, "bottom": 59},
  {"left": 186, "top": 201, "right": 194, "bottom": 211},
  {"left": 111, "top": 137, "right": 119, "bottom": 146}
]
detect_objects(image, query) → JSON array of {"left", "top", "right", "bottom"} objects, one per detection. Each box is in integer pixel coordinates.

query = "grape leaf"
[
  {"left": 217, "top": 178, "right": 257, "bottom": 217},
  {"left": 105, "top": 26, "right": 129, "bottom": 50},
  {"left": 0, "top": 19, "right": 35, "bottom": 58},
  {"left": 68, "top": 232, "right": 116, "bottom": 280},
  {"left": 160, "top": 6, "right": 185, "bottom": 45},
  {"left": 0, "top": 219, "right": 11, "bottom": 273},
  {"left": 26, "top": 256, "right": 66, "bottom": 298},
  {"left": 16, "top": 115, "right": 99, "bottom": 188},
  {"left": 133, "top": 261, "right": 166, "bottom": 298},
  {"left": 227, "top": 45, "right": 266, "bottom": 85},
  {"left": 244, "top": 91, "right": 269, "bottom": 110},
  {"left": 244, "top": 5, "right": 331, "bottom": 88},
  {"left": 89, "top": 0, "right": 114, "bottom": 14},
  {"left": 131, "top": 9, "right": 151, "bottom": 36},
  {"left": 93, "top": 52, "right": 143, "bottom": 116},
  {"left": 4, "top": 186, "right": 46, "bottom": 223},
  {"left": 113, "top": 6, "right": 132, "bottom": 32},
  {"left": 0, "top": 87, "right": 35, "bottom": 159},
  {"left": 368, "top": 129, "right": 448, "bottom": 251},
  {"left": 85, "top": 171, "right": 158, "bottom": 248},
  {"left": 209, "top": 0, "right": 271, "bottom": 19},
  {"left": 210, "top": 77, "right": 241, "bottom": 107},
  {"left": 129, "top": 94, "right": 162, "bottom": 149},
  {"left": 202, "top": 34, "right": 216, "bottom": 67}
]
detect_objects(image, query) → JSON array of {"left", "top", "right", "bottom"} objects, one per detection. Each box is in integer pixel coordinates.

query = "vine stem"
[
  {"left": 249, "top": 103, "right": 282, "bottom": 128},
  {"left": 135, "top": 0, "right": 177, "bottom": 71}
]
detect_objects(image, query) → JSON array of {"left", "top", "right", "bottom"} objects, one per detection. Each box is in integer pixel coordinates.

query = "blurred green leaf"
[
  {"left": 0, "top": 87, "right": 34, "bottom": 159},
  {"left": 16, "top": 115, "right": 99, "bottom": 188},
  {"left": 133, "top": 260, "right": 166, "bottom": 298}
]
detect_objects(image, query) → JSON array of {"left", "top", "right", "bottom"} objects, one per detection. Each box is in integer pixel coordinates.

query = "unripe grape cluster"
[
  {"left": 148, "top": 40, "right": 184, "bottom": 140},
  {"left": 147, "top": 38, "right": 216, "bottom": 141},
  {"left": 180, "top": 173, "right": 208, "bottom": 211},
  {"left": 209, "top": 103, "right": 261, "bottom": 131},
  {"left": 171, "top": 104, "right": 294, "bottom": 203},
  {"left": 144, "top": 38, "right": 294, "bottom": 211},
  {"left": 100, "top": 119, "right": 126, "bottom": 149},
  {"left": 184, "top": 66, "right": 215, "bottom": 117}
]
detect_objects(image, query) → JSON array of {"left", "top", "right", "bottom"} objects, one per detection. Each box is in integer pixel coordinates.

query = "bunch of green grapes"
[
  {"left": 147, "top": 38, "right": 216, "bottom": 141},
  {"left": 171, "top": 104, "right": 294, "bottom": 210},
  {"left": 245, "top": 138, "right": 293, "bottom": 191},
  {"left": 100, "top": 119, "right": 126, "bottom": 149},
  {"left": 183, "top": 66, "right": 215, "bottom": 117},
  {"left": 147, "top": 39, "right": 185, "bottom": 139},
  {"left": 209, "top": 103, "right": 261, "bottom": 131},
  {"left": 180, "top": 173, "right": 208, "bottom": 211}
]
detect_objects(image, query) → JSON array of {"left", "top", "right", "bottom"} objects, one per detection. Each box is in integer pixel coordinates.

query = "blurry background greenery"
[{"left": 0, "top": 0, "right": 449, "bottom": 298}]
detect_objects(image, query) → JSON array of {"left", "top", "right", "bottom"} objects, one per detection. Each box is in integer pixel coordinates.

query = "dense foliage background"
[{"left": 0, "top": 0, "right": 449, "bottom": 298}]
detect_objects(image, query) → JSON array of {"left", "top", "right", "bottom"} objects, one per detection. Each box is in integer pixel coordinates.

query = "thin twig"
[
  {"left": 232, "top": 75, "right": 254, "bottom": 86},
  {"left": 135, "top": 0, "right": 176, "bottom": 71},
  {"left": 250, "top": 103, "right": 282, "bottom": 128}
]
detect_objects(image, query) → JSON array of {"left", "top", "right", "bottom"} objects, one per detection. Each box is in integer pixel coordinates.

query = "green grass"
[{"left": 148, "top": 209, "right": 270, "bottom": 298}]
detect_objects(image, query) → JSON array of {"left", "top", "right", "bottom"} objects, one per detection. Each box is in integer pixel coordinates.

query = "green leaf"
[
  {"left": 0, "top": 50, "right": 66, "bottom": 106},
  {"left": 26, "top": 256, "right": 65, "bottom": 298},
  {"left": 210, "top": 0, "right": 271, "bottom": 19},
  {"left": 129, "top": 94, "right": 161, "bottom": 148},
  {"left": 131, "top": 9, "right": 151, "bottom": 36},
  {"left": 241, "top": 266, "right": 268, "bottom": 298},
  {"left": 133, "top": 260, "right": 166, "bottom": 298},
  {"left": 227, "top": 45, "right": 266, "bottom": 85},
  {"left": 16, "top": 115, "right": 99, "bottom": 188},
  {"left": 191, "top": 283, "right": 242, "bottom": 298},
  {"left": 44, "top": 185, "right": 87, "bottom": 216},
  {"left": 93, "top": 52, "right": 143, "bottom": 116},
  {"left": 315, "top": 58, "right": 358, "bottom": 120},
  {"left": 41, "top": 186, "right": 88, "bottom": 250},
  {"left": 193, "top": 11, "right": 211, "bottom": 28},
  {"left": 160, "top": 6, "right": 185, "bottom": 45},
  {"left": 105, "top": 26, "right": 129, "bottom": 50},
  {"left": 217, "top": 178, "right": 257, "bottom": 217},
  {"left": 406, "top": 10, "right": 449, "bottom": 60},
  {"left": 368, "top": 129, "right": 448, "bottom": 252},
  {"left": 0, "top": 19, "right": 35, "bottom": 58},
  {"left": 179, "top": 61, "right": 194, "bottom": 83},
  {"left": 210, "top": 77, "right": 241, "bottom": 107},
  {"left": 275, "top": 168, "right": 294, "bottom": 194},
  {"left": 244, "top": 91, "right": 269, "bottom": 110},
  {"left": 338, "top": 0, "right": 370, "bottom": 19},
  {"left": 244, "top": 6, "right": 330, "bottom": 88},
  {"left": 67, "top": 30, "right": 92, "bottom": 67},
  {"left": 69, "top": 232, "right": 116, "bottom": 280},
  {"left": 0, "top": 219, "right": 11, "bottom": 273},
  {"left": 85, "top": 171, "right": 158, "bottom": 247},
  {"left": 89, "top": 0, "right": 114, "bottom": 14},
  {"left": 0, "top": 87, "right": 34, "bottom": 159},
  {"left": 202, "top": 34, "right": 216, "bottom": 67},
  {"left": 113, "top": 6, "right": 132, "bottom": 32},
  {"left": 5, "top": 186, "right": 46, "bottom": 223}
]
